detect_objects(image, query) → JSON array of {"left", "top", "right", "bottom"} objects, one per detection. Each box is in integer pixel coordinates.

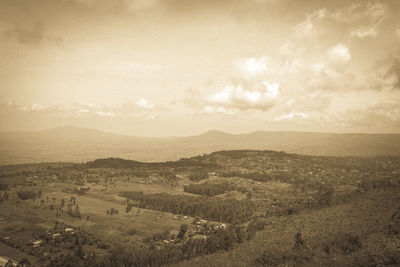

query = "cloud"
[
  {"left": 347, "top": 3, "right": 388, "bottom": 39},
  {"left": 294, "top": 2, "right": 389, "bottom": 40},
  {"left": 350, "top": 27, "right": 377, "bottom": 38},
  {"left": 206, "top": 81, "right": 279, "bottom": 111},
  {"left": 386, "top": 55, "right": 400, "bottom": 90},
  {"left": 276, "top": 112, "right": 308, "bottom": 121},
  {"left": 336, "top": 100, "right": 400, "bottom": 130},
  {"left": 20, "top": 103, "right": 46, "bottom": 111},
  {"left": 328, "top": 44, "right": 351, "bottom": 63},
  {"left": 4, "top": 22, "right": 62, "bottom": 45},
  {"left": 93, "top": 111, "right": 115, "bottom": 117},
  {"left": 135, "top": 98, "right": 154, "bottom": 110},
  {"left": 59, "top": 100, "right": 159, "bottom": 119},
  {"left": 292, "top": 8, "right": 326, "bottom": 38},
  {"left": 57, "top": 103, "right": 116, "bottom": 118},
  {"left": 200, "top": 106, "right": 236, "bottom": 115},
  {"left": 188, "top": 45, "right": 361, "bottom": 119},
  {"left": 293, "top": 17, "right": 313, "bottom": 38},
  {"left": 352, "top": 2, "right": 388, "bottom": 39},
  {"left": 1, "top": 99, "right": 159, "bottom": 119},
  {"left": 73, "top": 0, "right": 160, "bottom": 11},
  {"left": 235, "top": 57, "right": 268, "bottom": 77},
  {"left": 367, "top": 49, "right": 400, "bottom": 91}
]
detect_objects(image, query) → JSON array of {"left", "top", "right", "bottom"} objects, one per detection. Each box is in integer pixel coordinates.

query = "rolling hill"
[{"left": 0, "top": 126, "right": 399, "bottom": 165}]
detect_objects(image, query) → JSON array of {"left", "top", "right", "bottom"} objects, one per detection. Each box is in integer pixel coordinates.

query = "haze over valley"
[
  {"left": 1, "top": 0, "right": 400, "bottom": 266},
  {"left": 1, "top": 126, "right": 400, "bottom": 165}
]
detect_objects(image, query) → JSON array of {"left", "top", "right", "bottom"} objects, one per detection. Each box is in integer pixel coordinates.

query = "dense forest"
[
  {"left": 183, "top": 182, "right": 234, "bottom": 197},
  {"left": 120, "top": 191, "right": 256, "bottom": 223}
]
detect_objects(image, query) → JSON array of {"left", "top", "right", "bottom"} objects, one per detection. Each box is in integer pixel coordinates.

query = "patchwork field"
[{"left": 0, "top": 150, "right": 399, "bottom": 266}]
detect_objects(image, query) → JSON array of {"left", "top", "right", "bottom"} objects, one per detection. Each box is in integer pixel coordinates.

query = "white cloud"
[
  {"left": 293, "top": 17, "right": 313, "bottom": 38},
  {"left": 200, "top": 106, "right": 236, "bottom": 115},
  {"left": 57, "top": 103, "right": 116, "bottom": 118},
  {"left": 94, "top": 111, "right": 115, "bottom": 117},
  {"left": 276, "top": 112, "right": 308, "bottom": 121},
  {"left": 328, "top": 44, "right": 351, "bottom": 63},
  {"left": 20, "top": 103, "right": 46, "bottom": 111},
  {"left": 262, "top": 81, "right": 279, "bottom": 97},
  {"left": 207, "top": 81, "right": 279, "bottom": 111},
  {"left": 279, "top": 42, "right": 294, "bottom": 56},
  {"left": 14, "top": 100, "right": 157, "bottom": 118},
  {"left": 235, "top": 57, "right": 268, "bottom": 77},
  {"left": 350, "top": 27, "right": 377, "bottom": 39},
  {"left": 135, "top": 98, "right": 154, "bottom": 110}
]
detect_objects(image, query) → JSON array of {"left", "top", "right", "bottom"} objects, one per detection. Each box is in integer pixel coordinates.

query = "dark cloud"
[
  {"left": 369, "top": 49, "right": 400, "bottom": 91},
  {"left": 3, "top": 22, "right": 62, "bottom": 45},
  {"left": 387, "top": 55, "right": 400, "bottom": 89},
  {"left": 339, "top": 101, "right": 400, "bottom": 131}
]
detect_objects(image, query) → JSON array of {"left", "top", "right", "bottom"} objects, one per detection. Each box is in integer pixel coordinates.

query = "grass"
[{"left": 0, "top": 182, "right": 192, "bottom": 241}]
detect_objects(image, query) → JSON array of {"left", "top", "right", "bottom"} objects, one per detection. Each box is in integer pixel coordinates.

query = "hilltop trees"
[
  {"left": 177, "top": 224, "right": 188, "bottom": 240},
  {"left": 17, "top": 190, "right": 37, "bottom": 200},
  {"left": 67, "top": 203, "right": 81, "bottom": 219},
  {"left": 107, "top": 208, "right": 119, "bottom": 215}
]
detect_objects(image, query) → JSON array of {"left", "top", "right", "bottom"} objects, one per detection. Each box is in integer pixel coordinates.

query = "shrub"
[
  {"left": 128, "top": 228, "right": 137, "bottom": 235},
  {"left": 255, "top": 250, "right": 289, "bottom": 266},
  {"left": 334, "top": 234, "right": 362, "bottom": 254}
]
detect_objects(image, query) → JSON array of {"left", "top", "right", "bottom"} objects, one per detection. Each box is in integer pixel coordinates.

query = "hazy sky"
[{"left": 0, "top": 0, "right": 400, "bottom": 136}]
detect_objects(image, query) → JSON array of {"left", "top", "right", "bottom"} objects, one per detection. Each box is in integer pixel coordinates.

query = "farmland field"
[{"left": 0, "top": 150, "right": 399, "bottom": 266}]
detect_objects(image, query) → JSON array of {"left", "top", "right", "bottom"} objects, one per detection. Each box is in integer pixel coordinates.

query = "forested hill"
[
  {"left": 1, "top": 126, "right": 400, "bottom": 165},
  {"left": 84, "top": 150, "right": 400, "bottom": 179},
  {"left": 85, "top": 157, "right": 217, "bottom": 169}
]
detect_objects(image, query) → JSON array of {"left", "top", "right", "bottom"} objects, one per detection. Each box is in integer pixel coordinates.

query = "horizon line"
[{"left": 0, "top": 125, "right": 400, "bottom": 137}]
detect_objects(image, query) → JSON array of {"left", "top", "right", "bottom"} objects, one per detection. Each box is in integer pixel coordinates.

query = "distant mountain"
[{"left": 0, "top": 126, "right": 399, "bottom": 164}]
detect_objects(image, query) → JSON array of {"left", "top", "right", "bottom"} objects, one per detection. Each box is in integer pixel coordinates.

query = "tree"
[
  {"left": 317, "top": 185, "right": 334, "bottom": 207},
  {"left": 126, "top": 203, "right": 133, "bottom": 213},
  {"left": 76, "top": 244, "right": 84, "bottom": 259},
  {"left": 293, "top": 232, "right": 304, "bottom": 250},
  {"left": 177, "top": 224, "right": 188, "bottom": 239}
]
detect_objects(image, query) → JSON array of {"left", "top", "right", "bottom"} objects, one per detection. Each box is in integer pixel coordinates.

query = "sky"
[{"left": 0, "top": 0, "right": 400, "bottom": 136}]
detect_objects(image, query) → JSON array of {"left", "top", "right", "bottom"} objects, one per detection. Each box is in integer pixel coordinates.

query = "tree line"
[
  {"left": 120, "top": 191, "right": 256, "bottom": 223},
  {"left": 184, "top": 182, "right": 234, "bottom": 197}
]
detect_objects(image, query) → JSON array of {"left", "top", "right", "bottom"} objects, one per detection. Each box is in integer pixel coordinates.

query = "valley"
[{"left": 0, "top": 150, "right": 399, "bottom": 266}]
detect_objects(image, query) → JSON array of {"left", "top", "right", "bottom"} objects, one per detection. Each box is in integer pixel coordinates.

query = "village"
[{"left": 0, "top": 150, "right": 399, "bottom": 266}]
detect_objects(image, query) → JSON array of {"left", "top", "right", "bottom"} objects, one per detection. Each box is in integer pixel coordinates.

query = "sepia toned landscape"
[
  {"left": 1, "top": 0, "right": 400, "bottom": 266},
  {"left": 0, "top": 148, "right": 400, "bottom": 266}
]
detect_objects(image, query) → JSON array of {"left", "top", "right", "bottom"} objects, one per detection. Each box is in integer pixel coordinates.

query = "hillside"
[
  {"left": 0, "top": 126, "right": 399, "bottom": 165},
  {"left": 1, "top": 149, "right": 399, "bottom": 266}
]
